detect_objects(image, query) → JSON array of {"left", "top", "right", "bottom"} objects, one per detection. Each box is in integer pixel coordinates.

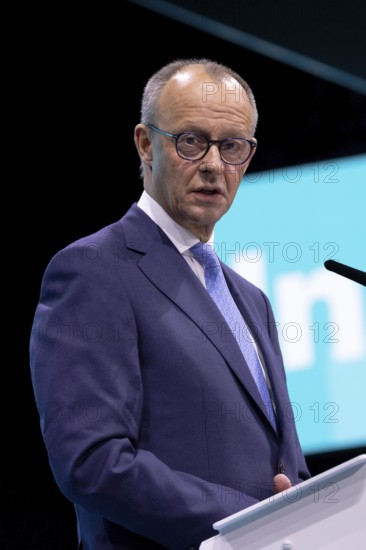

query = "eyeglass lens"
[{"left": 176, "top": 133, "right": 251, "bottom": 164}]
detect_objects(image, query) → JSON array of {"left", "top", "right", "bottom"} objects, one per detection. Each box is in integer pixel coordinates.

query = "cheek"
[
  {"left": 164, "top": 159, "right": 196, "bottom": 192},
  {"left": 151, "top": 149, "right": 175, "bottom": 187},
  {"left": 153, "top": 155, "right": 191, "bottom": 202}
]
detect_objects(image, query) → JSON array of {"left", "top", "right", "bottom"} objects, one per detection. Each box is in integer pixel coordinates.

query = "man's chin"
[{"left": 177, "top": 209, "right": 227, "bottom": 236}]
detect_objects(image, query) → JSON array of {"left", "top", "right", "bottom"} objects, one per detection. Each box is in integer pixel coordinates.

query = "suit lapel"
[{"left": 122, "top": 205, "right": 277, "bottom": 431}]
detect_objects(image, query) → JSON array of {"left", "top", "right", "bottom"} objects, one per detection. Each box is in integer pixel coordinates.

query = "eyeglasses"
[{"left": 147, "top": 125, "right": 256, "bottom": 165}]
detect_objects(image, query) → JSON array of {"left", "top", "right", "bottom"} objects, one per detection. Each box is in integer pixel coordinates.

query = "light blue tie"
[{"left": 190, "top": 241, "right": 277, "bottom": 430}]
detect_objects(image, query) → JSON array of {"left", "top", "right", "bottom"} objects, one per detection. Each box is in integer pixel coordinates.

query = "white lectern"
[{"left": 200, "top": 454, "right": 366, "bottom": 550}]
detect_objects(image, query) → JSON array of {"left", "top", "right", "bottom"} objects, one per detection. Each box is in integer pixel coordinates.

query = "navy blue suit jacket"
[{"left": 30, "top": 204, "right": 310, "bottom": 549}]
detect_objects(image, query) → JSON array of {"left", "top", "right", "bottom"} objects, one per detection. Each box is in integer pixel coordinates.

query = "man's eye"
[
  {"left": 181, "top": 134, "right": 205, "bottom": 147},
  {"left": 184, "top": 136, "right": 197, "bottom": 145},
  {"left": 223, "top": 140, "right": 240, "bottom": 152}
]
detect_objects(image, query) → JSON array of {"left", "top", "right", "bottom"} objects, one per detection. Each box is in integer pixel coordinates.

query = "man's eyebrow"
[
  {"left": 175, "top": 127, "right": 248, "bottom": 139},
  {"left": 175, "top": 126, "right": 241, "bottom": 137},
  {"left": 174, "top": 126, "right": 208, "bottom": 135}
]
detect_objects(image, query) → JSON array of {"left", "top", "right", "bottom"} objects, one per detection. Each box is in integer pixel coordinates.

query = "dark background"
[{"left": 6, "top": 2, "right": 366, "bottom": 549}]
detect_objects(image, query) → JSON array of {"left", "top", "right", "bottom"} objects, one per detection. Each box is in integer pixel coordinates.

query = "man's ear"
[{"left": 134, "top": 124, "right": 153, "bottom": 166}]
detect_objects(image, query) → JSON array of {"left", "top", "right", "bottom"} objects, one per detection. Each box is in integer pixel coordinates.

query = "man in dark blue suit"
[{"left": 30, "top": 58, "right": 310, "bottom": 549}]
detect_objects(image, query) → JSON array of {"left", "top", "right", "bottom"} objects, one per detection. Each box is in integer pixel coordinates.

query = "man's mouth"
[{"left": 194, "top": 187, "right": 223, "bottom": 195}]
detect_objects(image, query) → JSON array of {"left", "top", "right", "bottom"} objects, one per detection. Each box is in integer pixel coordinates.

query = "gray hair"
[{"left": 140, "top": 57, "right": 258, "bottom": 135}]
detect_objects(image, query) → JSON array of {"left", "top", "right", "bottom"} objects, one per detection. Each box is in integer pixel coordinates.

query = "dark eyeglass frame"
[{"left": 147, "top": 124, "right": 257, "bottom": 165}]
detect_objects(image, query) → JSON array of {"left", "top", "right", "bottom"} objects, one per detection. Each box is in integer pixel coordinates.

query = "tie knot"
[{"left": 190, "top": 242, "right": 220, "bottom": 270}]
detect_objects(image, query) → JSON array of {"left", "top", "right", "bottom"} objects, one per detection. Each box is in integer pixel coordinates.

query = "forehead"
[{"left": 157, "top": 66, "right": 253, "bottom": 131}]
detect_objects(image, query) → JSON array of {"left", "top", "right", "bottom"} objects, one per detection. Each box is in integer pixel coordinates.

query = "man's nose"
[{"left": 199, "top": 144, "right": 223, "bottom": 174}]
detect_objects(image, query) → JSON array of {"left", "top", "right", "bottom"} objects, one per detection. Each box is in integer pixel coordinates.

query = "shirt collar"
[{"left": 137, "top": 190, "right": 214, "bottom": 254}]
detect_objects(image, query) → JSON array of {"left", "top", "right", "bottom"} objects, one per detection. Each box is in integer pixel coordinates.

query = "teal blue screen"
[{"left": 216, "top": 154, "right": 366, "bottom": 454}]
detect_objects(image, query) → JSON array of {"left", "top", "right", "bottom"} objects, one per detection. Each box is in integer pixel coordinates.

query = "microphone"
[{"left": 324, "top": 260, "right": 366, "bottom": 286}]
